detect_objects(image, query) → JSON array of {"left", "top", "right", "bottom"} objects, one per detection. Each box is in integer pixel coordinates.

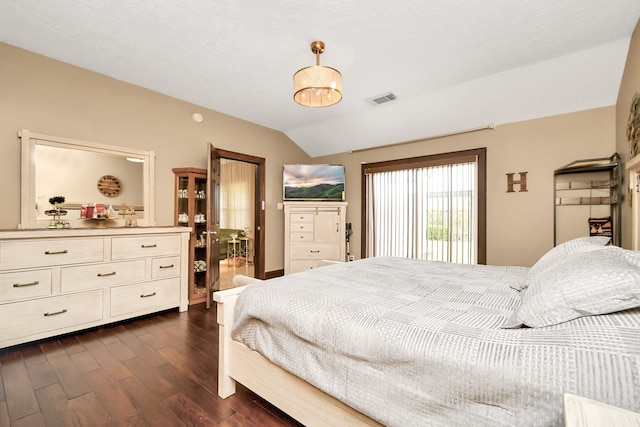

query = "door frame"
[{"left": 216, "top": 148, "right": 266, "bottom": 280}]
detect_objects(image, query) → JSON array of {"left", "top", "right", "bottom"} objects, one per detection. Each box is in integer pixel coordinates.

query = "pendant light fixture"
[{"left": 293, "top": 41, "right": 342, "bottom": 107}]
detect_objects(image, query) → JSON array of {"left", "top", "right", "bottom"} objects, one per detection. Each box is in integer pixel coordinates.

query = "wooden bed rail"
[
  {"left": 212, "top": 284, "right": 251, "bottom": 398},
  {"left": 213, "top": 275, "right": 265, "bottom": 397}
]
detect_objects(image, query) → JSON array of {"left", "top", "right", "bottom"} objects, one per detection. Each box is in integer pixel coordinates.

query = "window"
[{"left": 362, "top": 148, "right": 486, "bottom": 264}]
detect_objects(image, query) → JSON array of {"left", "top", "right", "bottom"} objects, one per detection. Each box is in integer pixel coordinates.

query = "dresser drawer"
[
  {"left": 61, "top": 260, "right": 146, "bottom": 293},
  {"left": 152, "top": 256, "right": 181, "bottom": 279},
  {"left": 290, "top": 212, "right": 314, "bottom": 222},
  {"left": 289, "top": 243, "right": 341, "bottom": 260},
  {"left": 290, "top": 232, "right": 314, "bottom": 242},
  {"left": 289, "top": 260, "right": 329, "bottom": 274},
  {"left": 0, "top": 238, "right": 104, "bottom": 270},
  {"left": 110, "top": 278, "right": 181, "bottom": 317},
  {"left": 0, "top": 290, "right": 103, "bottom": 344},
  {"left": 111, "top": 235, "right": 181, "bottom": 260},
  {"left": 0, "top": 269, "right": 52, "bottom": 303},
  {"left": 290, "top": 222, "right": 314, "bottom": 233}
]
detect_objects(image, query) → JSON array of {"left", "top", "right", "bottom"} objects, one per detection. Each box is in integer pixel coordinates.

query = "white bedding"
[{"left": 231, "top": 257, "right": 640, "bottom": 426}]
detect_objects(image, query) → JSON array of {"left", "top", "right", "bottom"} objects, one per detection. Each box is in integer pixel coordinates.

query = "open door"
[
  {"left": 214, "top": 149, "right": 266, "bottom": 281},
  {"left": 206, "top": 143, "right": 221, "bottom": 306}
]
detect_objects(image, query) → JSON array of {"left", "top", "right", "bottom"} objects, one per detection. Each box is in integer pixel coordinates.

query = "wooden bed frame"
[
  {"left": 214, "top": 193, "right": 640, "bottom": 427},
  {"left": 213, "top": 278, "right": 382, "bottom": 427}
]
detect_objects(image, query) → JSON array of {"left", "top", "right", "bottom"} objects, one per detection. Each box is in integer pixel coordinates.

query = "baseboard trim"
[{"left": 265, "top": 269, "right": 284, "bottom": 280}]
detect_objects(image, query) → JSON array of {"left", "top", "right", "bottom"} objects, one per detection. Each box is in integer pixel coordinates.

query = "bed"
[{"left": 213, "top": 237, "right": 640, "bottom": 426}]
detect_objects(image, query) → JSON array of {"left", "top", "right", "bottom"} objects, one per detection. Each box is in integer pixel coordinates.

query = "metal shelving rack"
[{"left": 553, "top": 153, "right": 621, "bottom": 247}]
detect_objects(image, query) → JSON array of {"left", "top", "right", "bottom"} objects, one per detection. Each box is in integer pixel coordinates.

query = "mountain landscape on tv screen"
[{"left": 284, "top": 183, "right": 344, "bottom": 200}]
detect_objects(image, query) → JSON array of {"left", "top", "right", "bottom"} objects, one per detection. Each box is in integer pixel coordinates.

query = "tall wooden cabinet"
[
  {"left": 173, "top": 167, "right": 209, "bottom": 305},
  {"left": 284, "top": 201, "right": 347, "bottom": 274}
]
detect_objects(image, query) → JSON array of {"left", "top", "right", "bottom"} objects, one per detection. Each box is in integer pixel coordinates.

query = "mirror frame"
[{"left": 19, "top": 129, "right": 155, "bottom": 228}]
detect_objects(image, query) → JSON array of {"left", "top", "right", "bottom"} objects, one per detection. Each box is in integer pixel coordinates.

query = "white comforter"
[{"left": 231, "top": 257, "right": 640, "bottom": 426}]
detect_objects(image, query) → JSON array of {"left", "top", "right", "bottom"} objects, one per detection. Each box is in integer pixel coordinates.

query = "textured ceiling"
[{"left": 1, "top": 1, "right": 639, "bottom": 157}]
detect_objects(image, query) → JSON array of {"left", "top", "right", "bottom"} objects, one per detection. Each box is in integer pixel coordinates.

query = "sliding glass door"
[{"left": 363, "top": 148, "right": 486, "bottom": 264}]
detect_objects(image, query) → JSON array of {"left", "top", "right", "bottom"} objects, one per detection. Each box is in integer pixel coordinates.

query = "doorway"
[{"left": 214, "top": 148, "right": 265, "bottom": 289}]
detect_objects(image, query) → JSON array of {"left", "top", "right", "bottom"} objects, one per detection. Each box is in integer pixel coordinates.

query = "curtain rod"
[{"left": 348, "top": 124, "right": 496, "bottom": 154}]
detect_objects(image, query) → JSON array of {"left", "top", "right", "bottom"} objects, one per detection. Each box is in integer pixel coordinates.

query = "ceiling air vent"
[{"left": 366, "top": 92, "right": 397, "bottom": 105}]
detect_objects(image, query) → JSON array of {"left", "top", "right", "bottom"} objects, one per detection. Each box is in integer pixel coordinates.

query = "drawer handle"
[
  {"left": 141, "top": 244, "right": 158, "bottom": 248},
  {"left": 45, "top": 250, "right": 68, "bottom": 255},
  {"left": 140, "top": 292, "right": 157, "bottom": 298},
  {"left": 159, "top": 264, "right": 175, "bottom": 269},
  {"left": 310, "top": 250, "right": 320, "bottom": 253},
  {"left": 13, "top": 280, "right": 40, "bottom": 288},
  {"left": 44, "top": 309, "right": 67, "bottom": 317},
  {"left": 97, "top": 272, "right": 116, "bottom": 277}
]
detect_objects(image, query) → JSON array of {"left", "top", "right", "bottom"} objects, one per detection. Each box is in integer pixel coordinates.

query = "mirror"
[{"left": 20, "top": 129, "right": 155, "bottom": 228}]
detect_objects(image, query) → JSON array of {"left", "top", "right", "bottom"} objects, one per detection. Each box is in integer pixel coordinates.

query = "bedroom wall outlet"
[{"left": 348, "top": 255, "right": 355, "bottom": 262}]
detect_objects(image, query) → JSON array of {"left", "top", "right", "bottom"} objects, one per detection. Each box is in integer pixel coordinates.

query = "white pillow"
[
  {"left": 510, "top": 236, "right": 611, "bottom": 291},
  {"left": 510, "top": 246, "right": 640, "bottom": 328},
  {"left": 529, "top": 236, "right": 611, "bottom": 276}
]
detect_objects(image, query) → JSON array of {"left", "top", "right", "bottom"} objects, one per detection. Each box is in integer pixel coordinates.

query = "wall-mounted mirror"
[{"left": 20, "top": 129, "right": 155, "bottom": 228}]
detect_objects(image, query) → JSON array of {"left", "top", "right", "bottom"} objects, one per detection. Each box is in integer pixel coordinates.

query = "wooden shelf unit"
[{"left": 173, "top": 167, "right": 209, "bottom": 306}]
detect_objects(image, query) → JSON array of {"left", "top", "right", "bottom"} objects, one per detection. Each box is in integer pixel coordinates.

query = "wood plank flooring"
[{"left": 0, "top": 304, "right": 301, "bottom": 426}]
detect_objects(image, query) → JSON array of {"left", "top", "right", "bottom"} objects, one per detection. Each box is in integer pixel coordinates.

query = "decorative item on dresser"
[
  {"left": 0, "top": 227, "right": 190, "bottom": 349},
  {"left": 172, "top": 167, "right": 211, "bottom": 307},
  {"left": 283, "top": 201, "right": 347, "bottom": 274}
]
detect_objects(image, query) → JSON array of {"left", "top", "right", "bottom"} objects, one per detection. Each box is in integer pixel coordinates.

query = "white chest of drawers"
[
  {"left": 284, "top": 202, "right": 347, "bottom": 274},
  {"left": 0, "top": 227, "right": 190, "bottom": 349}
]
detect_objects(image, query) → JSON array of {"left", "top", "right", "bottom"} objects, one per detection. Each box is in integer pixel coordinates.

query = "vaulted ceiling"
[{"left": 1, "top": 1, "right": 639, "bottom": 157}]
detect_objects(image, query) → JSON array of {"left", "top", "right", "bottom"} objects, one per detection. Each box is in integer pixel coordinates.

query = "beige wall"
[
  {"left": 317, "top": 107, "right": 616, "bottom": 266},
  {"left": 0, "top": 37, "right": 628, "bottom": 270},
  {"left": 0, "top": 42, "right": 312, "bottom": 272},
  {"left": 616, "top": 19, "right": 640, "bottom": 249}
]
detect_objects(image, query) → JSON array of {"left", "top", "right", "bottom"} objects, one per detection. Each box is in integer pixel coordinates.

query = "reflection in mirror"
[
  {"left": 20, "top": 129, "right": 155, "bottom": 228},
  {"left": 35, "top": 145, "right": 144, "bottom": 220}
]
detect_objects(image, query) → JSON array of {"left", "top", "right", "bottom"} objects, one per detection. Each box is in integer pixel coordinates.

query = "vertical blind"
[{"left": 365, "top": 160, "right": 477, "bottom": 264}]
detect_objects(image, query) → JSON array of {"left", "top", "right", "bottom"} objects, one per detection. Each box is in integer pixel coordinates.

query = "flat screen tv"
[{"left": 283, "top": 164, "right": 345, "bottom": 201}]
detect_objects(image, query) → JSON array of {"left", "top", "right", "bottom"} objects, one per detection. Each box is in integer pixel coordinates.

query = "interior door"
[
  {"left": 206, "top": 143, "right": 221, "bottom": 304},
  {"left": 215, "top": 149, "right": 266, "bottom": 280}
]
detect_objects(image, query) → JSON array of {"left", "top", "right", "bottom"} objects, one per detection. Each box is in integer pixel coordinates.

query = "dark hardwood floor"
[{"left": 0, "top": 304, "right": 301, "bottom": 426}]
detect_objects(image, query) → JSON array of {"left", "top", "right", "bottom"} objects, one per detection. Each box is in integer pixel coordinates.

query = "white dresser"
[
  {"left": 0, "top": 227, "right": 190, "bottom": 349},
  {"left": 284, "top": 202, "right": 347, "bottom": 274}
]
